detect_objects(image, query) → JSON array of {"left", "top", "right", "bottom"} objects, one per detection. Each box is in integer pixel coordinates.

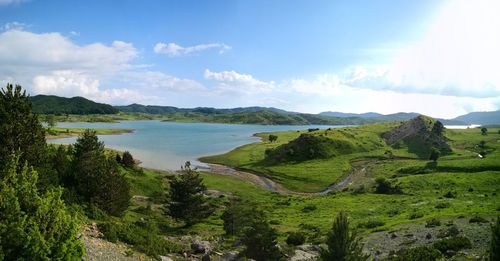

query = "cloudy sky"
[{"left": 0, "top": 0, "right": 499, "bottom": 118}]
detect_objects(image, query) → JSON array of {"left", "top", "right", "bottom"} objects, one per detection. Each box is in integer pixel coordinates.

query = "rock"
[
  {"left": 290, "top": 250, "right": 317, "bottom": 261},
  {"left": 160, "top": 256, "right": 173, "bottom": 261},
  {"left": 191, "top": 240, "right": 211, "bottom": 254},
  {"left": 218, "top": 251, "right": 239, "bottom": 261}
]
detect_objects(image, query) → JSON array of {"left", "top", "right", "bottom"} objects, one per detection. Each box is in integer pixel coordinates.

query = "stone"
[{"left": 191, "top": 240, "right": 211, "bottom": 254}]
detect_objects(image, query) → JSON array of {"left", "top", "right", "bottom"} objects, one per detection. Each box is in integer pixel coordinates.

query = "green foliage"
[
  {"left": 0, "top": 156, "right": 84, "bottom": 260},
  {"left": 302, "top": 204, "right": 318, "bottom": 213},
  {"left": 0, "top": 84, "right": 46, "bottom": 170},
  {"left": 429, "top": 147, "right": 440, "bottom": 162},
  {"left": 121, "top": 151, "right": 135, "bottom": 168},
  {"left": 375, "top": 178, "right": 401, "bottom": 194},
  {"left": 358, "top": 219, "right": 385, "bottom": 229},
  {"left": 241, "top": 216, "right": 281, "bottom": 261},
  {"left": 425, "top": 218, "right": 441, "bottom": 228},
  {"left": 31, "top": 94, "right": 118, "bottom": 114},
  {"left": 469, "top": 215, "right": 488, "bottom": 223},
  {"left": 491, "top": 217, "right": 500, "bottom": 261},
  {"left": 481, "top": 127, "right": 488, "bottom": 135},
  {"left": 221, "top": 199, "right": 265, "bottom": 236},
  {"left": 167, "top": 162, "right": 212, "bottom": 226},
  {"left": 71, "top": 129, "right": 130, "bottom": 216},
  {"left": 268, "top": 134, "right": 278, "bottom": 142},
  {"left": 432, "top": 236, "right": 471, "bottom": 255},
  {"left": 385, "top": 246, "right": 441, "bottom": 261},
  {"left": 321, "top": 211, "right": 369, "bottom": 261},
  {"left": 286, "top": 231, "right": 306, "bottom": 246},
  {"left": 99, "top": 220, "right": 180, "bottom": 258}
]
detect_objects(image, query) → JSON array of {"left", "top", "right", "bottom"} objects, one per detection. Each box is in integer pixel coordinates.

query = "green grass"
[{"left": 46, "top": 126, "right": 133, "bottom": 138}]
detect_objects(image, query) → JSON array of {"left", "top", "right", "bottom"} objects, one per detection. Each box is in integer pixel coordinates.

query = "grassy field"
[
  {"left": 96, "top": 122, "right": 499, "bottom": 259},
  {"left": 45, "top": 126, "right": 133, "bottom": 138}
]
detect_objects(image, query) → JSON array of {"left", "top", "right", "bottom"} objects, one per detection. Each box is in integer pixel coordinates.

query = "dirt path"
[{"left": 201, "top": 162, "right": 370, "bottom": 196}]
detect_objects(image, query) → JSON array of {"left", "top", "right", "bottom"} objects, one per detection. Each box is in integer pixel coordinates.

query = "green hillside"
[{"left": 31, "top": 95, "right": 118, "bottom": 115}]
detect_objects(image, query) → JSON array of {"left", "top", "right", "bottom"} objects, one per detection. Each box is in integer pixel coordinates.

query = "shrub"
[
  {"left": 386, "top": 246, "right": 441, "bottom": 261},
  {"left": 425, "top": 218, "right": 441, "bottom": 228},
  {"left": 375, "top": 178, "right": 402, "bottom": 194},
  {"left": 433, "top": 236, "right": 471, "bottom": 255},
  {"left": 286, "top": 232, "right": 306, "bottom": 246},
  {"left": 352, "top": 185, "right": 366, "bottom": 195},
  {"left": 469, "top": 215, "right": 488, "bottom": 223},
  {"left": 443, "top": 191, "right": 456, "bottom": 198},
  {"left": 409, "top": 212, "right": 424, "bottom": 220},
  {"left": 435, "top": 202, "right": 451, "bottom": 209},
  {"left": 121, "top": 151, "right": 135, "bottom": 167},
  {"left": 302, "top": 204, "right": 317, "bottom": 213},
  {"left": 491, "top": 217, "right": 500, "bottom": 261},
  {"left": 359, "top": 219, "right": 385, "bottom": 229}
]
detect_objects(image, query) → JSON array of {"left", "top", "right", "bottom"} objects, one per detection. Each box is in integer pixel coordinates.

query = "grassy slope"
[
  {"left": 109, "top": 124, "right": 499, "bottom": 258},
  {"left": 45, "top": 127, "right": 133, "bottom": 138}
]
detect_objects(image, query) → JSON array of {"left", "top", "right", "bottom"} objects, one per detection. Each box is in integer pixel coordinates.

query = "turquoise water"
[{"left": 49, "top": 121, "right": 346, "bottom": 170}]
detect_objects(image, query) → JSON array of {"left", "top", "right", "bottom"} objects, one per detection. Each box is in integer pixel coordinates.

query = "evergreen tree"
[
  {"left": 0, "top": 156, "right": 84, "bottom": 260},
  {"left": 429, "top": 147, "right": 440, "bottom": 162},
  {"left": 121, "top": 151, "right": 135, "bottom": 168},
  {"left": 491, "top": 217, "right": 500, "bottom": 261},
  {"left": 222, "top": 199, "right": 265, "bottom": 236},
  {"left": 71, "top": 129, "right": 130, "bottom": 216},
  {"left": 167, "top": 162, "right": 211, "bottom": 226},
  {"left": 321, "top": 211, "right": 368, "bottom": 261},
  {"left": 0, "top": 84, "right": 46, "bottom": 170},
  {"left": 241, "top": 217, "right": 281, "bottom": 261}
]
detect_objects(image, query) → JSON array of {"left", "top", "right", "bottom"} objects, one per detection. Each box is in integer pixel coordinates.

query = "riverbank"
[{"left": 45, "top": 127, "right": 134, "bottom": 139}]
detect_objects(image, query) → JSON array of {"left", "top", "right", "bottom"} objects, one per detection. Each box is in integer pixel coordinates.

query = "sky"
[{"left": 0, "top": 0, "right": 499, "bottom": 119}]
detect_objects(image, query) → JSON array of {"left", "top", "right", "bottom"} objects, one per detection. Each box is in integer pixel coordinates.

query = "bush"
[
  {"left": 386, "top": 246, "right": 442, "bottom": 261},
  {"left": 491, "top": 217, "right": 500, "bottom": 261},
  {"left": 121, "top": 151, "right": 135, "bottom": 168},
  {"left": 301, "top": 204, "right": 317, "bottom": 213},
  {"left": 425, "top": 218, "right": 441, "bottom": 228},
  {"left": 375, "top": 178, "right": 402, "bottom": 194},
  {"left": 433, "top": 236, "right": 471, "bottom": 255},
  {"left": 469, "top": 215, "right": 488, "bottom": 223},
  {"left": 286, "top": 232, "right": 306, "bottom": 246},
  {"left": 359, "top": 219, "right": 385, "bottom": 229},
  {"left": 443, "top": 191, "right": 456, "bottom": 198},
  {"left": 435, "top": 202, "right": 451, "bottom": 209},
  {"left": 409, "top": 212, "right": 424, "bottom": 220}
]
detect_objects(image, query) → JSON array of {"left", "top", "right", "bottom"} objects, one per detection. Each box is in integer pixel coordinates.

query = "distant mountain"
[
  {"left": 319, "top": 111, "right": 383, "bottom": 118},
  {"left": 31, "top": 95, "right": 118, "bottom": 115},
  {"left": 451, "top": 110, "right": 500, "bottom": 125},
  {"left": 115, "top": 104, "right": 297, "bottom": 115}
]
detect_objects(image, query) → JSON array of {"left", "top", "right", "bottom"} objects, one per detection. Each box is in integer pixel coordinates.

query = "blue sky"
[{"left": 0, "top": 0, "right": 499, "bottom": 118}]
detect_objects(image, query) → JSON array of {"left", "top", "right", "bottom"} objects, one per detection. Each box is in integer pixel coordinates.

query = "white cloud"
[
  {"left": 204, "top": 69, "right": 274, "bottom": 94},
  {"left": 154, "top": 42, "right": 231, "bottom": 56},
  {"left": 343, "top": 0, "right": 500, "bottom": 98},
  {"left": 1, "top": 21, "right": 27, "bottom": 31}
]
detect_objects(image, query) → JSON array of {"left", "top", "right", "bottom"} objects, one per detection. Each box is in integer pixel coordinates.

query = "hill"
[
  {"left": 451, "top": 110, "right": 500, "bottom": 125},
  {"left": 382, "top": 115, "right": 451, "bottom": 158},
  {"left": 115, "top": 104, "right": 296, "bottom": 115},
  {"left": 162, "top": 110, "right": 372, "bottom": 125},
  {"left": 319, "top": 111, "right": 383, "bottom": 118},
  {"left": 31, "top": 95, "right": 118, "bottom": 115}
]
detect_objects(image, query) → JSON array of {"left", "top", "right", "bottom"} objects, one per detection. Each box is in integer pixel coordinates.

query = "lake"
[{"left": 49, "top": 120, "right": 345, "bottom": 170}]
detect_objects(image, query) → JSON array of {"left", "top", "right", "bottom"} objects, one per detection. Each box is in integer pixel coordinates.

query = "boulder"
[{"left": 191, "top": 240, "right": 211, "bottom": 254}]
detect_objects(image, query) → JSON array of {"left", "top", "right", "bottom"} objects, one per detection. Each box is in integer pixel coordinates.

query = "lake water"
[{"left": 49, "top": 121, "right": 345, "bottom": 170}]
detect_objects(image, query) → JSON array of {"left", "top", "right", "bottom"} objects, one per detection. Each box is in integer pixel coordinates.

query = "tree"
[
  {"left": 45, "top": 114, "right": 57, "bottom": 129},
  {"left": 268, "top": 134, "right": 278, "bottom": 143},
  {"left": 432, "top": 120, "right": 444, "bottom": 135},
  {"left": 0, "top": 84, "right": 46, "bottom": 169},
  {"left": 71, "top": 129, "right": 130, "bottom": 216},
  {"left": 115, "top": 153, "right": 122, "bottom": 163},
  {"left": 491, "top": 217, "right": 500, "bottom": 261},
  {"left": 320, "top": 211, "right": 368, "bottom": 261},
  {"left": 429, "top": 147, "right": 440, "bottom": 162},
  {"left": 0, "top": 156, "right": 84, "bottom": 259},
  {"left": 222, "top": 199, "right": 265, "bottom": 236},
  {"left": 167, "top": 162, "right": 211, "bottom": 226},
  {"left": 121, "top": 151, "right": 135, "bottom": 168},
  {"left": 241, "top": 218, "right": 281, "bottom": 261},
  {"left": 481, "top": 127, "right": 488, "bottom": 135},
  {"left": 479, "top": 140, "right": 486, "bottom": 148}
]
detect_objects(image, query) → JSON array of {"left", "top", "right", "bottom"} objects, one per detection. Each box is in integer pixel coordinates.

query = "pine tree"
[
  {"left": 491, "top": 217, "right": 500, "bottom": 261},
  {"left": 0, "top": 84, "right": 46, "bottom": 172},
  {"left": 121, "top": 151, "right": 135, "bottom": 168},
  {"left": 241, "top": 218, "right": 281, "bottom": 261},
  {"left": 71, "top": 129, "right": 130, "bottom": 216},
  {"left": 167, "top": 162, "right": 211, "bottom": 226},
  {"left": 0, "top": 156, "right": 84, "bottom": 259},
  {"left": 321, "top": 211, "right": 368, "bottom": 261}
]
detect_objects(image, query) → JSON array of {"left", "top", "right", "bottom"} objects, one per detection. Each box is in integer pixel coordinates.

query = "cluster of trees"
[{"left": 0, "top": 84, "right": 131, "bottom": 259}]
